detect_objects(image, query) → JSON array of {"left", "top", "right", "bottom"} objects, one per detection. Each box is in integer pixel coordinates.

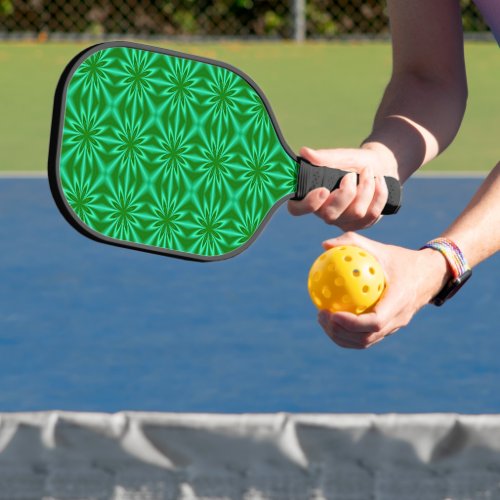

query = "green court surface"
[{"left": 0, "top": 41, "right": 497, "bottom": 173}]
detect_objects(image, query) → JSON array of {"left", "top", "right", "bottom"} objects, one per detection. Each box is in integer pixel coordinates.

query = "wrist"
[
  {"left": 417, "top": 248, "right": 453, "bottom": 304},
  {"left": 361, "top": 141, "right": 399, "bottom": 178}
]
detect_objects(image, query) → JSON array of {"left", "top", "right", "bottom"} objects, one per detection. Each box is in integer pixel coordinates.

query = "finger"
[
  {"left": 332, "top": 294, "right": 401, "bottom": 339},
  {"left": 329, "top": 326, "right": 381, "bottom": 349},
  {"left": 364, "top": 335, "right": 386, "bottom": 348},
  {"left": 342, "top": 164, "right": 376, "bottom": 221},
  {"left": 342, "top": 213, "right": 383, "bottom": 232},
  {"left": 322, "top": 171, "right": 390, "bottom": 231},
  {"left": 330, "top": 311, "right": 385, "bottom": 335},
  {"left": 319, "top": 310, "right": 391, "bottom": 349},
  {"left": 315, "top": 172, "right": 357, "bottom": 224},
  {"left": 288, "top": 188, "right": 330, "bottom": 216},
  {"left": 331, "top": 323, "right": 372, "bottom": 347},
  {"left": 330, "top": 317, "right": 390, "bottom": 349},
  {"left": 360, "top": 328, "right": 399, "bottom": 348},
  {"left": 331, "top": 336, "right": 364, "bottom": 349},
  {"left": 319, "top": 311, "right": 369, "bottom": 348},
  {"left": 363, "top": 174, "right": 389, "bottom": 224},
  {"left": 322, "top": 325, "right": 365, "bottom": 349},
  {"left": 385, "top": 328, "right": 400, "bottom": 337},
  {"left": 299, "top": 146, "right": 324, "bottom": 165},
  {"left": 367, "top": 289, "right": 411, "bottom": 335},
  {"left": 299, "top": 146, "right": 367, "bottom": 171}
]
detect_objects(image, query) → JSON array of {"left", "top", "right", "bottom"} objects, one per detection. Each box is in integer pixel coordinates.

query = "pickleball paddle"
[{"left": 48, "top": 41, "right": 401, "bottom": 261}]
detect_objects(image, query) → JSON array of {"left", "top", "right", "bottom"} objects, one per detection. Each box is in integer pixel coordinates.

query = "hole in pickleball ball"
[
  {"left": 327, "top": 264, "right": 335, "bottom": 272},
  {"left": 334, "top": 277, "right": 344, "bottom": 287},
  {"left": 342, "top": 295, "right": 351, "bottom": 304},
  {"left": 322, "top": 286, "right": 332, "bottom": 298},
  {"left": 378, "top": 284, "right": 382, "bottom": 291},
  {"left": 313, "top": 271, "right": 321, "bottom": 282},
  {"left": 344, "top": 256, "right": 352, "bottom": 262},
  {"left": 362, "top": 285, "right": 369, "bottom": 293},
  {"left": 359, "top": 251, "right": 367, "bottom": 257},
  {"left": 369, "top": 267, "right": 375, "bottom": 275},
  {"left": 356, "top": 306, "right": 366, "bottom": 314},
  {"left": 313, "top": 294, "right": 322, "bottom": 307},
  {"left": 333, "top": 303, "right": 341, "bottom": 311},
  {"left": 352, "top": 269, "right": 360, "bottom": 277}
]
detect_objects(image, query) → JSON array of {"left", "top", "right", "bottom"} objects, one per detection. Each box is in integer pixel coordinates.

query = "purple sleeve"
[{"left": 473, "top": 0, "right": 500, "bottom": 45}]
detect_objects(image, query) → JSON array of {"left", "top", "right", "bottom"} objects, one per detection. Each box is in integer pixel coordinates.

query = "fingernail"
[
  {"left": 319, "top": 189, "right": 329, "bottom": 200},
  {"left": 341, "top": 173, "right": 354, "bottom": 186}
]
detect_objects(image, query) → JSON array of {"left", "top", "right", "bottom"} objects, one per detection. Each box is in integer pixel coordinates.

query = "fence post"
[{"left": 292, "top": 0, "right": 306, "bottom": 41}]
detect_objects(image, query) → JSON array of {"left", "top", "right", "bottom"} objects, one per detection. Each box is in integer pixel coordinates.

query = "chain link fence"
[{"left": 0, "top": 0, "right": 491, "bottom": 40}]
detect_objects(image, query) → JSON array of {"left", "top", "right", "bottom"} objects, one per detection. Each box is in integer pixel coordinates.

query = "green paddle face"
[{"left": 49, "top": 41, "right": 299, "bottom": 261}]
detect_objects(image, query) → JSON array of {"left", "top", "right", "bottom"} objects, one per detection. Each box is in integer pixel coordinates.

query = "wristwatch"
[{"left": 421, "top": 238, "right": 472, "bottom": 306}]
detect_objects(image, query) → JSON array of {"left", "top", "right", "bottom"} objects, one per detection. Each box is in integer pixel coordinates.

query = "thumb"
[
  {"left": 321, "top": 233, "right": 388, "bottom": 271},
  {"left": 322, "top": 231, "right": 368, "bottom": 250},
  {"left": 299, "top": 147, "right": 365, "bottom": 170}
]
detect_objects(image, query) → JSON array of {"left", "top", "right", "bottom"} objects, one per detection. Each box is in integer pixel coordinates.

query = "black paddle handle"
[{"left": 293, "top": 157, "right": 402, "bottom": 215}]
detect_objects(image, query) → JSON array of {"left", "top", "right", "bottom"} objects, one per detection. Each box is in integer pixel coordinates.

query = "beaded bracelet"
[
  {"left": 420, "top": 237, "right": 472, "bottom": 306},
  {"left": 421, "top": 238, "right": 470, "bottom": 278}
]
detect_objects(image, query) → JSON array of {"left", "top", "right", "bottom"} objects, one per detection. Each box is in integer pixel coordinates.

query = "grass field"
[{"left": 0, "top": 41, "right": 497, "bottom": 172}]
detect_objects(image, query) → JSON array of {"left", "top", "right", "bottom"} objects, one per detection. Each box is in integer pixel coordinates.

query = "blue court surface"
[{"left": 0, "top": 176, "right": 498, "bottom": 413}]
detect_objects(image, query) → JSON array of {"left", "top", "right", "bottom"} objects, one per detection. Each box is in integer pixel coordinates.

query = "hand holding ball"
[{"left": 308, "top": 245, "right": 385, "bottom": 314}]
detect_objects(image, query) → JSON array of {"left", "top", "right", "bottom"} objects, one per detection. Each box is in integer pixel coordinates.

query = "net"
[{"left": 1, "top": 412, "right": 500, "bottom": 499}]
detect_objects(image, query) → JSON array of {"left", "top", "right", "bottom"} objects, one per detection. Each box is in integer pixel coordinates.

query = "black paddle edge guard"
[
  {"left": 293, "top": 157, "right": 402, "bottom": 215},
  {"left": 48, "top": 41, "right": 296, "bottom": 262}
]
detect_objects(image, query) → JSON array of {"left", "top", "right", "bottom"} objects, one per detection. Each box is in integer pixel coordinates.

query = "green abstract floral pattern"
[{"left": 59, "top": 45, "right": 298, "bottom": 258}]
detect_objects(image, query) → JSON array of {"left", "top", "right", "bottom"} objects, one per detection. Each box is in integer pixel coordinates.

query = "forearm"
[
  {"left": 441, "top": 162, "right": 500, "bottom": 267},
  {"left": 362, "top": 73, "right": 467, "bottom": 182},
  {"left": 418, "top": 162, "right": 500, "bottom": 303},
  {"left": 361, "top": 0, "right": 467, "bottom": 183}
]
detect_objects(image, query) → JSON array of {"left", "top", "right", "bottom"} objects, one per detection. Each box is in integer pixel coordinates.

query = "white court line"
[
  {"left": 0, "top": 171, "right": 47, "bottom": 178},
  {"left": 0, "top": 170, "right": 488, "bottom": 179},
  {"left": 414, "top": 170, "right": 487, "bottom": 178}
]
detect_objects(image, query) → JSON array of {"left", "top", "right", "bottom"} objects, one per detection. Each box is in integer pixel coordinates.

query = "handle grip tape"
[{"left": 293, "top": 157, "right": 402, "bottom": 215}]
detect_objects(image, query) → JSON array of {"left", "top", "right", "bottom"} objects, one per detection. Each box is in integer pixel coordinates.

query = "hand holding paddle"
[{"left": 289, "top": 146, "right": 400, "bottom": 231}]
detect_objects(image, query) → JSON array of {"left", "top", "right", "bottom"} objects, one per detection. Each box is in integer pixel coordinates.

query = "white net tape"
[{"left": 0, "top": 412, "right": 500, "bottom": 499}]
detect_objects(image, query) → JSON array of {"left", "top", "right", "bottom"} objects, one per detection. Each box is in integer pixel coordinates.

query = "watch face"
[{"left": 432, "top": 269, "right": 472, "bottom": 306}]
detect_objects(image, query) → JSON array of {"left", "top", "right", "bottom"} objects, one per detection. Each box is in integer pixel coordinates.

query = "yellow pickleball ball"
[{"left": 308, "top": 245, "right": 385, "bottom": 314}]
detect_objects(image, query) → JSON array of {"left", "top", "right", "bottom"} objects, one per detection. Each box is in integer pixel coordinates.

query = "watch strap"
[{"left": 421, "top": 238, "right": 472, "bottom": 306}]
